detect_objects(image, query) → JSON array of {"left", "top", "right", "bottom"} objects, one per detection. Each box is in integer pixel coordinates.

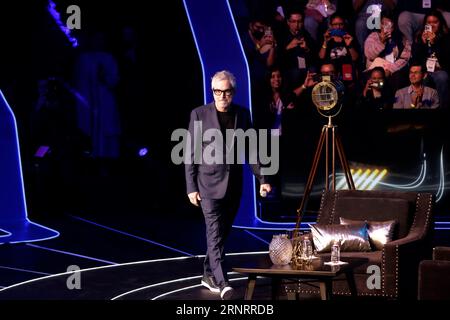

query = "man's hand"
[
  {"left": 298, "top": 37, "right": 309, "bottom": 51},
  {"left": 188, "top": 192, "right": 202, "bottom": 207},
  {"left": 363, "top": 79, "right": 373, "bottom": 97},
  {"left": 304, "top": 71, "right": 318, "bottom": 88},
  {"left": 259, "top": 184, "right": 272, "bottom": 197},
  {"left": 323, "top": 30, "right": 331, "bottom": 43}
]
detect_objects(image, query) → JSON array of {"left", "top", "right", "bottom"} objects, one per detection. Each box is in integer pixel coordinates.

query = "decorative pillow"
[
  {"left": 309, "top": 222, "right": 371, "bottom": 253},
  {"left": 340, "top": 217, "right": 396, "bottom": 251}
]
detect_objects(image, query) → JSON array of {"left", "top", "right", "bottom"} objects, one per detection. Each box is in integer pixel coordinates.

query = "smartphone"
[
  {"left": 382, "top": 21, "right": 393, "bottom": 33},
  {"left": 342, "top": 64, "right": 353, "bottom": 81},
  {"left": 425, "top": 24, "right": 432, "bottom": 33},
  {"left": 312, "top": 74, "right": 322, "bottom": 82}
]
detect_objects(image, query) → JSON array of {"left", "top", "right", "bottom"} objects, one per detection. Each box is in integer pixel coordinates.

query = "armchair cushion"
[
  {"left": 310, "top": 223, "right": 372, "bottom": 253},
  {"left": 340, "top": 217, "right": 396, "bottom": 250},
  {"left": 334, "top": 197, "right": 411, "bottom": 239}
]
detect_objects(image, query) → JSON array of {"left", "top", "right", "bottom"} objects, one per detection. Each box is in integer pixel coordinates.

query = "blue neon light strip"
[
  {"left": 68, "top": 215, "right": 194, "bottom": 256},
  {"left": 0, "top": 89, "right": 60, "bottom": 244},
  {"left": 0, "top": 229, "right": 12, "bottom": 238},
  {"left": 182, "top": 0, "right": 206, "bottom": 104},
  {"left": 0, "top": 265, "right": 52, "bottom": 276},
  {"left": 183, "top": 0, "right": 261, "bottom": 228},
  {"left": 244, "top": 230, "right": 270, "bottom": 245},
  {"left": 26, "top": 243, "right": 118, "bottom": 265}
]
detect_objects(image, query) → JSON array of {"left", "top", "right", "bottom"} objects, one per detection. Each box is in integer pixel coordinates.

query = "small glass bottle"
[
  {"left": 331, "top": 239, "right": 340, "bottom": 264},
  {"left": 302, "top": 237, "right": 313, "bottom": 261}
]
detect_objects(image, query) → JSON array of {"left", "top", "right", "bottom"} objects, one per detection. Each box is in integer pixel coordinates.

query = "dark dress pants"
[{"left": 200, "top": 185, "right": 241, "bottom": 288}]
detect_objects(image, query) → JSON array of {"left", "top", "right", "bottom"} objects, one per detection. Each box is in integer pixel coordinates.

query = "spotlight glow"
[{"left": 138, "top": 148, "right": 148, "bottom": 157}]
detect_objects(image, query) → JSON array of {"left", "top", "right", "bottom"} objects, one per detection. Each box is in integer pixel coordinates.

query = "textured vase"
[{"left": 269, "top": 234, "right": 293, "bottom": 265}]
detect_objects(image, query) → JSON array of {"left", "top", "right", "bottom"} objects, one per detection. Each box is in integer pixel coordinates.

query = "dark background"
[
  {"left": 0, "top": 0, "right": 203, "bottom": 220},
  {"left": 0, "top": 0, "right": 449, "bottom": 223}
]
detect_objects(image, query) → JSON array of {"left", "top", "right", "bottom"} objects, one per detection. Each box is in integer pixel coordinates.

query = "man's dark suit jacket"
[{"left": 185, "top": 103, "right": 267, "bottom": 199}]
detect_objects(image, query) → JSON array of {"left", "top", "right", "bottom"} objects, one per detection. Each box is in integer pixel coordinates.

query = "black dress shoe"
[{"left": 201, "top": 275, "right": 220, "bottom": 293}]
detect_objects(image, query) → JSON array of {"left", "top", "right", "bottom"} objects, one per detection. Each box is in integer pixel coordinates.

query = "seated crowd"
[{"left": 237, "top": 1, "right": 450, "bottom": 133}]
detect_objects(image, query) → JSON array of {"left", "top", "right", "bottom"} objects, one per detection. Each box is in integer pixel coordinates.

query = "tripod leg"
[
  {"left": 325, "top": 125, "right": 329, "bottom": 191},
  {"left": 332, "top": 126, "right": 336, "bottom": 191},
  {"left": 335, "top": 132, "right": 355, "bottom": 190},
  {"left": 296, "top": 126, "right": 327, "bottom": 228}
]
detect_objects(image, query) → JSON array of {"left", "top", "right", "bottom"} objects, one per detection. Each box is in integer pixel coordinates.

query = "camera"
[
  {"left": 312, "top": 74, "right": 322, "bottom": 82},
  {"left": 313, "top": 73, "right": 336, "bottom": 83},
  {"left": 329, "top": 29, "right": 347, "bottom": 37},
  {"left": 369, "top": 80, "right": 384, "bottom": 89}
]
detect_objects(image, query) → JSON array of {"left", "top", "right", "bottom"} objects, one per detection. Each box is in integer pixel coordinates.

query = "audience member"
[
  {"left": 412, "top": 9, "right": 450, "bottom": 109},
  {"left": 358, "top": 66, "right": 394, "bottom": 111},
  {"left": 279, "top": 9, "right": 318, "bottom": 90},
  {"left": 398, "top": 0, "right": 438, "bottom": 42},
  {"left": 394, "top": 63, "right": 439, "bottom": 109},
  {"left": 319, "top": 14, "right": 359, "bottom": 84},
  {"left": 353, "top": 1, "right": 397, "bottom": 53},
  {"left": 304, "top": 0, "right": 337, "bottom": 41},
  {"left": 364, "top": 10, "right": 411, "bottom": 88}
]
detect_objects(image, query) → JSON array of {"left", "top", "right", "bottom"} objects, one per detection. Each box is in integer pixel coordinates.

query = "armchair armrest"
[
  {"left": 433, "top": 246, "right": 450, "bottom": 261},
  {"left": 418, "top": 260, "right": 450, "bottom": 300},
  {"left": 382, "top": 234, "right": 431, "bottom": 298}
]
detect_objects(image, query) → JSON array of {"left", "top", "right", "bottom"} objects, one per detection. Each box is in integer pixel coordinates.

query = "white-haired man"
[{"left": 185, "top": 70, "right": 271, "bottom": 300}]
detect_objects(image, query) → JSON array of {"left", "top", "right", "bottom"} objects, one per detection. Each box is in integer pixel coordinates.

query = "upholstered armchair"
[
  {"left": 298, "top": 190, "right": 434, "bottom": 299},
  {"left": 418, "top": 247, "right": 450, "bottom": 300}
]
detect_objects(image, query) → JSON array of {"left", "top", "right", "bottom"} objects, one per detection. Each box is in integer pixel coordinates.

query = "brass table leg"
[
  {"left": 244, "top": 275, "right": 257, "bottom": 300},
  {"left": 319, "top": 280, "right": 333, "bottom": 300}
]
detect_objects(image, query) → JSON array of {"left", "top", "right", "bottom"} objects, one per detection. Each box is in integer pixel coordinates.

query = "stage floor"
[{"left": 1, "top": 209, "right": 449, "bottom": 300}]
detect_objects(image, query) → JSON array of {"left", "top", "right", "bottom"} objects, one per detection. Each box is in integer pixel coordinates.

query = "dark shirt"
[
  {"left": 216, "top": 107, "right": 241, "bottom": 180},
  {"left": 357, "top": 88, "right": 394, "bottom": 111},
  {"left": 217, "top": 108, "right": 235, "bottom": 135},
  {"left": 279, "top": 29, "right": 317, "bottom": 71},
  {"left": 412, "top": 33, "right": 450, "bottom": 73},
  {"left": 324, "top": 38, "right": 355, "bottom": 69}
]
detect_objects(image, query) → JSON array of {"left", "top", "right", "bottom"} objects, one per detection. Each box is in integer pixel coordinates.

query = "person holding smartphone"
[
  {"left": 319, "top": 13, "right": 358, "bottom": 83},
  {"left": 278, "top": 9, "right": 317, "bottom": 91},
  {"left": 412, "top": 10, "right": 450, "bottom": 108},
  {"left": 364, "top": 11, "right": 412, "bottom": 89}
]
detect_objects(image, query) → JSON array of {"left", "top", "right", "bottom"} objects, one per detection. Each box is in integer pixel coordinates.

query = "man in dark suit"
[{"left": 185, "top": 70, "right": 272, "bottom": 300}]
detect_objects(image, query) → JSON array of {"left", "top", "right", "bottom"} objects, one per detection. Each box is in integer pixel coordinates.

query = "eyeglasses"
[
  {"left": 212, "top": 88, "right": 233, "bottom": 96},
  {"left": 288, "top": 19, "right": 302, "bottom": 24}
]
